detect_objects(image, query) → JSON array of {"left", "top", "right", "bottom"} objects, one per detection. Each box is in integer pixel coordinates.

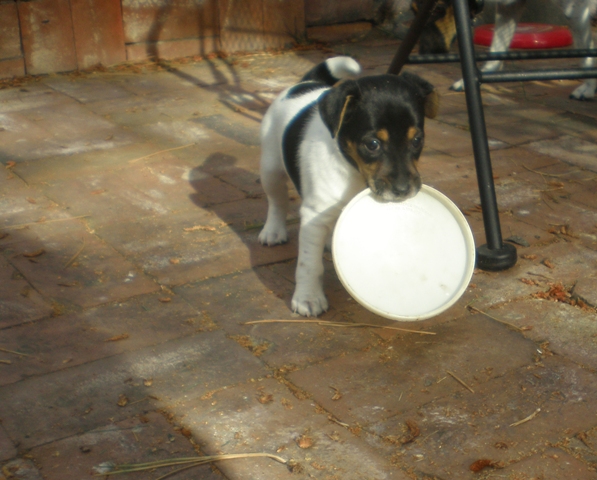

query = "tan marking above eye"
[
  {"left": 407, "top": 127, "right": 418, "bottom": 141},
  {"left": 376, "top": 129, "right": 389, "bottom": 142}
]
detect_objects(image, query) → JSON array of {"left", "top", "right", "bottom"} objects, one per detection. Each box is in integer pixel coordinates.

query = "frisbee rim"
[{"left": 332, "top": 185, "right": 476, "bottom": 321}]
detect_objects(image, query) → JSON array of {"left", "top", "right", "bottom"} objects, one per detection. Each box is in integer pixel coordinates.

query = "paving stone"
[
  {"left": 170, "top": 378, "right": 411, "bottom": 480},
  {"left": 0, "top": 424, "right": 17, "bottom": 462},
  {"left": 86, "top": 88, "right": 226, "bottom": 128},
  {"left": 422, "top": 121, "right": 473, "bottom": 158},
  {"left": 193, "top": 114, "right": 261, "bottom": 146},
  {"left": 0, "top": 331, "right": 266, "bottom": 450},
  {"left": 0, "top": 458, "right": 43, "bottom": 480},
  {"left": 43, "top": 75, "right": 133, "bottom": 104},
  {"left": 547, "top": 111, "right": 597, "bottom": 143},
  {"left": 96, "top": 197, "right": 299, "bottom": 285},
  {"left": 575, "top": 275, "right": 597, "bottom": 308},
  {"left": 0, "top": 101, "right": 140, "bottom": 163},
  {"left": 175, "top": 266, "right": 296, "bottom": 324},
  {"left": 490, "top": 299, "right": 597, "bottom": 371},
  {"left": 197, "top": 147, "right": 264, "bottom": 196},
  {"left": 564, "top": 428, "right": 597, "bottom": 471},
  {"left": 502, "top": 448, "right": 597, "bottom": 480},
  {"left": 12, "top": 142, "right": 163, "bottom": 185},
  {"left": 287, "top": 314, "right": 538, "bottom": 428},
  {"left": 0, "top": 83, "right": 61, "bottom": 113},
  {"left": 0, "top": 170, "right": 65, "bottom": 230},
  {"left": 3, "top": 221, "right": 159, "bottom": 309},
  {"left": 528, "top": 86, "right": 597, "bottom": 121},
  {"left": 175, "top": 267, "right": 376, "bottom": 368},
  {"left": 31, "top": 413, "right": 221, "bottom": 480},
  {"left": 487, "top": 119, "right": 563, "bottom": 146},
  {"left": 37, "top": 153, "right": 244, "bottom": 225},
  {"left": 464, "top": 241, "right": 597, "bottom": 311},
  {"left": 525, "top": 135, "right": 597, "bottom": 173},
  {"left": 501, "top": 199, "right": 597, "bottom": 255},
  {"left": 366, "top": 356, "right": 597, "bottom": 479},
  {"left": 0, "top": 292, "right": 210, "bottom": 386},
  {"left": 0, "top": 256, "right": 52, "bottom": 329},
  {"left": 110, "top": 68, "right": 220, "bottom": 97}
]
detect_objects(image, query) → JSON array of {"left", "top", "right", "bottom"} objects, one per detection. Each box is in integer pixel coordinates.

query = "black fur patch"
[
  {"left": 300, "top": 62, "right": 338, "bottom": 86},
  {"left": 286, "top": 81, "right": 326, "bottom": 99},
  {"left": 282, "top": 102, "right": 317, "bottom": 195}
]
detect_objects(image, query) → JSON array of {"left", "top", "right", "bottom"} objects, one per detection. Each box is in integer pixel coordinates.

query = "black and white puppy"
[{"left": 259, "top": 57, "right": 438, "bottom": 316}]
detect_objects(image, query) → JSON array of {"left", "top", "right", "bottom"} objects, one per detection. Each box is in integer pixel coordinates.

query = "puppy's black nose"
[{"left": 391, "top": 183, "right": 411, "bottom": 197}]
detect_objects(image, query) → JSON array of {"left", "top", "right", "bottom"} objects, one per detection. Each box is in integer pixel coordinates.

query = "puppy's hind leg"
[
  {"left": 451, "top": 0, "right": 526, "bottom": 91},
  {"left": 564, "top": 0, "right": 596, "bottom": 100},
  {"left": 258, "top": 158, "right": 290, "bottom": 246}
]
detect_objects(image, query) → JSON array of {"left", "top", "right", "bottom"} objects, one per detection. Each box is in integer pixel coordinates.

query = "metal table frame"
[{"left": 387, "top": 0, "right": 597, "bottom": 271}]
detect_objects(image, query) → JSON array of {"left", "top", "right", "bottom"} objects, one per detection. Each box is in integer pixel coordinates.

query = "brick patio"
[{"left": 1, "top": 31, "right": 597, "bottom": 480}]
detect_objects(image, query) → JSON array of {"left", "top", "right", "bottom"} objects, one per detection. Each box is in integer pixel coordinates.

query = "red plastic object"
[{"left": 474, "top": 23, "right": 573, "bottom": 49}]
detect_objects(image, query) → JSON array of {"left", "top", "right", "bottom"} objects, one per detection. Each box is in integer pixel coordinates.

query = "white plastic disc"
[{"left": 332, "top": 185, "right": 476, "bottom": 321}]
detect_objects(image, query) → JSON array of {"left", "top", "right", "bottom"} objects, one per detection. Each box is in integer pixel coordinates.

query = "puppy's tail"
[{"left": 300, "top": 56, "right": 361, "bottom": 86}]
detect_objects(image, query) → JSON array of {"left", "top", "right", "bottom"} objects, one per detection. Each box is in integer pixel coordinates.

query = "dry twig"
[
  {"left": 510, "top": 408, "right": 540, "bottom": 427},
  {"left": 93, "top": 452, "right": 287, "bottom": 477},
  {"left": 446, "top": 370, "right": 475, "bottom": 393},
  {"left": 5, "top": 215, "right": 89, "bottom": 230},
  {"left": 128, "top": 143, "right": 195, "bottom": 164},
  {"left": 243, "top": 319, "right": 435, "bottom": 335},
  {"left": 468, "top": 306, "right": 526, "bottom": 332},
  {"left": 0, "top": 347, "right": 33, "bottom": 358},
  {"left": 64, "top": 240, "right": 86, "bottom": 269}
]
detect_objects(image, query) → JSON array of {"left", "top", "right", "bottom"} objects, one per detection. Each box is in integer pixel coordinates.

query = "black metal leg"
[
  {"left": 387, "top": 0, "right": 439, "bottom": 75},
  {"left": 452, "top": 0, "right": 517, "bottom": 271}
]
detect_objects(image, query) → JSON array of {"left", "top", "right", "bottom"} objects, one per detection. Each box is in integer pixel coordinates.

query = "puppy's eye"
[
  {"left": 412, "top": 135, "right": 423, "bottom": 148},
  {"left": 365, "top": 139, "right": 381, "bottom": 152}
]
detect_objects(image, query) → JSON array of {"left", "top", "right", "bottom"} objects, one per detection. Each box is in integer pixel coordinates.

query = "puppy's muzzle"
[{"left": 371, "top": 175, "right": 422, "bottom": 202}]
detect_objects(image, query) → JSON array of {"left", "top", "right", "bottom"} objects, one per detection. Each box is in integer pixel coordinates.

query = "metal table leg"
[{"left": 452, "top": 0, "right": 517, "bottom": 270}]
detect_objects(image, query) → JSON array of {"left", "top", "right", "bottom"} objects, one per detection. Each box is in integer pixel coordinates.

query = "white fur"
[
  {"left": 259, "top": 57, "right": 363, "bottom": 316},
  {"left": 326, "top": 56, "right": 362, "bottom": 79},
  {"left": 452, "top": 0, "right": 597, "bottom": 100}
]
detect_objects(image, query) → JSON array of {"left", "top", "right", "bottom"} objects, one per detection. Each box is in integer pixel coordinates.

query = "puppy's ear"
[
  {"left": 319, "top": 80, "right": 360, "bottom": 138},
  {"left": 400, "top": 71, "right": 439, "bottom": 119}
]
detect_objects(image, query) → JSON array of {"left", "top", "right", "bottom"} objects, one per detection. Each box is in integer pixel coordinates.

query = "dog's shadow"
[{"left": 188, "top": 152, "right": 303, "bottom": 310}]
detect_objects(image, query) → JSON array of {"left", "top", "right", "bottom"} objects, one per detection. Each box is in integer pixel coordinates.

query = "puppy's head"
[{"left": 319, "top": 72, "right": 438, "bottom": 202}]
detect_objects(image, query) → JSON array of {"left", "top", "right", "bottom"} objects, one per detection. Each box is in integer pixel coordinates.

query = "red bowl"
[{"left": 474, "top": 23, "right": 573, "bottom": 49}]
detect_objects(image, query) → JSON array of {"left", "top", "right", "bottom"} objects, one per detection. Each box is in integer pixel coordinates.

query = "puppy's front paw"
[
  {"left": 291, "top": 288, "right": 329, "bottom": 317},
  {"left": 258, "top": 224, "right": 288, "bottom": 246},
  {"left": 450, "top": 79, "right": 465, "bottom": 92}
]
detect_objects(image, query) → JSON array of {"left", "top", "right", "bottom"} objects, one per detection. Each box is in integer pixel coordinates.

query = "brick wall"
[{"left": 0, "top": 0, "right": 305, "bottom": 78}]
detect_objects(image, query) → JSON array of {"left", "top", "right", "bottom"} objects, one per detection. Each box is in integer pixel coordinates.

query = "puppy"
[
  {"left": 259, "top": 57, "right": 438, "bottom": 316},
  {"left": 414, "top": 0, "right": 597, "bottom": 100}
]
